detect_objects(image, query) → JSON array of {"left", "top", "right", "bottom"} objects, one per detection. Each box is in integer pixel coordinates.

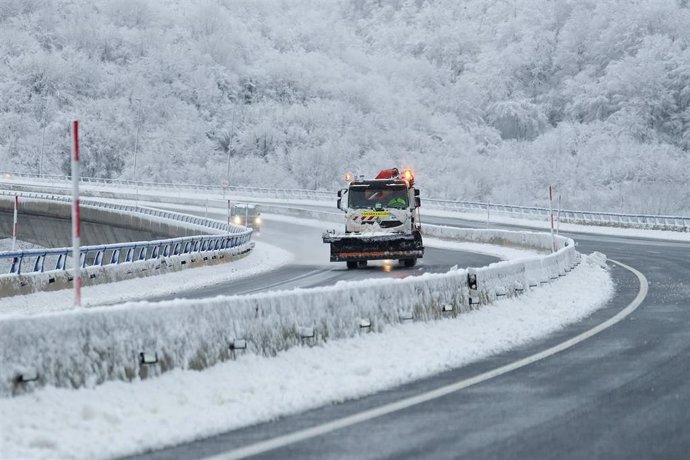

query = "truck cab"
[
  {"left": 339, "top": 179, "right": 421, "bottom": 235},
  {"left": 324, "top": 168, "right": 424, "bottom": 269}
]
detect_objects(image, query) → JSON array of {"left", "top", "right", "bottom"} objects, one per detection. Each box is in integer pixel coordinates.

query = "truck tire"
[
  {"left": 346, "top": 261, "right": 358, "bottom": 269},
  {"left": 402, "top": 258, "right": 417, "bottom": 268}
]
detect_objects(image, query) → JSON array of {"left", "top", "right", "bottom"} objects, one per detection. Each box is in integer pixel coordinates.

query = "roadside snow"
[
  {"left": 0, "top": 241, "right": 293, "bottom": 317},
  {"left": 425, "top": 237, "right": 541, "bottom": 260},
  {"left": 0, "top": 254, "right": 613, "bottom": 460}
]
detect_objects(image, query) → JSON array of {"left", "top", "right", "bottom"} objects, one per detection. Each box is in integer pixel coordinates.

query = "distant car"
[{"left": 230, "top": 204, "right": 261, "bottom": 231}]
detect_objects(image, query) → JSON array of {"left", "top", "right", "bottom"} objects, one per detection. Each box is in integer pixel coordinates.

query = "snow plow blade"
[{"left": 322, "top": 232, "right": 424, "bottom": 262}]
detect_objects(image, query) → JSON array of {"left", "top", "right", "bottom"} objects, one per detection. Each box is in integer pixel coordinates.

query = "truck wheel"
[
  {"left": 402, "top": 258, "right": 417, "bottom": 268},
  {"left": 346, "top": 261, "right": 358, "bottom": 269}
]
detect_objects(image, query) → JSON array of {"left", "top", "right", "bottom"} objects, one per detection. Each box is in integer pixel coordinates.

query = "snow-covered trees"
[{"left": 0, "top": 0, "right": 688, "bottom": 213}]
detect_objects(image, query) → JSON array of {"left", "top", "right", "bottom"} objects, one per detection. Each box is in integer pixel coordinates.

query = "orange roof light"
[
  {"left": 402, "top": 168, "right": 414, "bottom": 182},
  {"left": 344, "top": 172, "right": 353, "bottom": 182}
]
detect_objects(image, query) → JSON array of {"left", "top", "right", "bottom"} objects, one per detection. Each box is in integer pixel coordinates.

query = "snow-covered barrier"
[
  {"left": 0, "top": 226, "right": 580, "bottom": 398},
  {"left": 423, "top": 225, "right": 565, "bottom": 252},
  {"left": 423, "top": 225, "right": 580, "bottom": 304},
  {"left": 0, "top": 241, "right": 253, "bottom": 298},
  {"left": 0, "top": 270, "right": 470, "bottom": 397}
]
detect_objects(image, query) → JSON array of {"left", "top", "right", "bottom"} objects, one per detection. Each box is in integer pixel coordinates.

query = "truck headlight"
[
  {"left": 233, "top": 216, "right": 242, "bottom": 224},
  {"left": 254, "top": 216, "right": 261, "bottom": 224}
]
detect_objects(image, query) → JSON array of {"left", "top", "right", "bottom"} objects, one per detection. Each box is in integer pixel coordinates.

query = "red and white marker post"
[
  {"left": 12, "top": 194, "right": 18, "bottom": 251},
  {"left": 486, "top": 200, "right": 491, "bottom": 229},
  {"left": 557, "top": 194, "right": 562, "bottom": 236},
  {"left": 548, "top": 185, "right": 556, "bottom": 253},
  {"left": 71, "top": 120, "right": 81, "bottom": 307}
]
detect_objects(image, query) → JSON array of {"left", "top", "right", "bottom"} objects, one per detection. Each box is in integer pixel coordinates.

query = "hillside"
[{"left": 1, "top": 0, "right": 688, "bottom": 213}]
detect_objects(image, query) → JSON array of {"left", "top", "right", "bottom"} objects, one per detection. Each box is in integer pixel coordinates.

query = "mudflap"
[{"left": 322, "top": 231, "right": 424, "bottom": 262}]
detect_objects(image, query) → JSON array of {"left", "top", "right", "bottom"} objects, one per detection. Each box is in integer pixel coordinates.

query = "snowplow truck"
[{"left": 322, "top": 168, "right": 424, "bottom": 269}]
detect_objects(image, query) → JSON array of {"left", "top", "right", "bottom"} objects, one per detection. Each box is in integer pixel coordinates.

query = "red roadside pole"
[
  {"left": 12, "top": 194, "right": 18, "bottom": 251},
  {"left": 71, "top": 120, "right": 81, "bottom": 307},
  {"left": 549, "top": 185, "right": 556, "bottom": 253}
]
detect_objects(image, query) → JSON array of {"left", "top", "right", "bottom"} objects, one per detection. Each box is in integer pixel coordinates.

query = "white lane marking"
[
  {"left": 233, "top": 268, "right": 334, "bottom": 295},
  {"left": 205, "top": 259, "right": 648, "bottom": 460}
]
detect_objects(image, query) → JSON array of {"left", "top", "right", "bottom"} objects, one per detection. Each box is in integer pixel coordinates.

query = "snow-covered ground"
[
  {"left": 0, "top": 254, "right": 613, "bottom": 460},
  {"left": 0, "top": 241, "right": 293, "bottom": 318}
]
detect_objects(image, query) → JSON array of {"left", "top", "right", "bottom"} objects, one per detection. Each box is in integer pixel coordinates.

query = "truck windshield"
[{"left": 349, "top": 186, "right": 409, "bottom": 209}]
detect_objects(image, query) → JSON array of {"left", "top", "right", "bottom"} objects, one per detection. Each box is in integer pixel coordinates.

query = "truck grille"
[{"left": 377, "top": 220, "right": 404, "bottom": 228}]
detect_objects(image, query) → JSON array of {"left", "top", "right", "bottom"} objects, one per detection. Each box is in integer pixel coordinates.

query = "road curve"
[
  {"left": 121, "top": 210, "right": 690, "bottom": 460},
  {"left": 147, "top": 217, "right": 500, "bottom": 300}
]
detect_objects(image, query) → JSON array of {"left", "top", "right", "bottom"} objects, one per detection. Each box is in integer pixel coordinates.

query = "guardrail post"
[
  {"left": 468, "top": 271, "right": 479, "bottom": 306},
  {"left": 10, "top": 256, "right": 22, "bottom": 274},
  {"left": 33, "top": 254, "right": 45, "bottom": 273},
  {"left": 56, "top": 253, "right": 65, "bottom": 270}
]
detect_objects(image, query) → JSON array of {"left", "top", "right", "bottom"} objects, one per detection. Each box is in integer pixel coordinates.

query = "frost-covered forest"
[{"left": 1, "top": 0, "right": 689, "bottom": 213}]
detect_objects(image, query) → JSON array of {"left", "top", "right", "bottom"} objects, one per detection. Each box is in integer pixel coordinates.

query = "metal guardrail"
[
  {"left": 424, "top": 199, "right": 690, "bottom": 230},
  {"left": 2, "top": 171, "right": 689, "bottom": 231},
  {"left": 0, "top": 191, "right": 252, "bottom": 275},
  {"left": 1, "top": 234, "right": 250, "bottom": 275}
]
